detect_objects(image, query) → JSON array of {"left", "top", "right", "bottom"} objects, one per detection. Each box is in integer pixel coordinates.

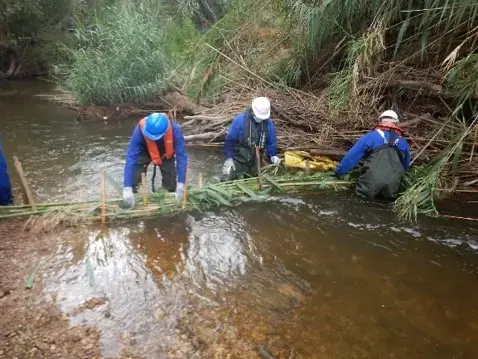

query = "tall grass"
[
  {"left": 281, "top": 0, "right": 478, "bottom": 108},
  {"left": 183, "top": 0, "right": 303, "bottom": 100},
  {"left": 282, "top": 0, "right": 478, "bottom": 57},
  {"left": 395, "top": 118, "right": 477, "bottom": 222},
  {"left": 56, "top": 1, "right": 199, "bottom": 105},
  {"left": 326, "top": 26, "right": 385, "bottom": 111}
]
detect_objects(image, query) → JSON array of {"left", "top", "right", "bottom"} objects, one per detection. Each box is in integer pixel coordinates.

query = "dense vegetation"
[
  {"left": 54, "top": 2, "right": 200, "bottom": 105},
  {"left": 5, "top": 0, "right": 478, "bottom": 110}
]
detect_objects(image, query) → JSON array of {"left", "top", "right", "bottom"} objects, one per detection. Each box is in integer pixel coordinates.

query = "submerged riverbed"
[{"left": 1, "top": 80, "right": 478, "bottom": 358}]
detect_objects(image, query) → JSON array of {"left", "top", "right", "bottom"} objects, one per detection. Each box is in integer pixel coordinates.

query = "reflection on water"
[
  {"left": 185, "top": 214, "right": 251, "bottom": 290},
  {"left": 43, "top": 195, "right": 478, "bottom": 358},
  {"left": 3, "top": 80, "right": 478, "bottom": 358}
]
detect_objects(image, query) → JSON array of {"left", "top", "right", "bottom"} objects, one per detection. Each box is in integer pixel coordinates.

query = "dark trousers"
[
  {"left": 133, "top": 153, "right": 176, "bottom": 193},
  {"left": 355, "top": 177, "right": 400, "bottom": 200}
]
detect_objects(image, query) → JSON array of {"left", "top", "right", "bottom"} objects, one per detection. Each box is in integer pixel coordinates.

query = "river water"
[{"left": 1, "top": 80, "right": 478, "bottom": 358}]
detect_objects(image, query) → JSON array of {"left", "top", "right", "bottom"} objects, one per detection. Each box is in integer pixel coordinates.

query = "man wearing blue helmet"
[
  {"left": 0, "top": 133, "right": 13, "bottom": 206},
  {"left": 123, "top": 113, "right": 188, "bottom": 208}
]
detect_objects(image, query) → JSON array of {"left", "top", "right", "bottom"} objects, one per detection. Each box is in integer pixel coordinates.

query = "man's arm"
[
  {"left": 402, "top": 140, "right": 411, "bottom": 169},
  {"left": 335, "top": 133, "right": 372, "bottom": 176},
  {"left": 123, "top": 125, "right": 144, "bottom": 188},
  {"left": 173, "top": 123, "right": 188, "bottom": 184},
  {"left": 224, "top": 115, "right": 241, "bottom": 159},
  {"left": 265, "top": 120, "right": 277, "bottom": 160}
]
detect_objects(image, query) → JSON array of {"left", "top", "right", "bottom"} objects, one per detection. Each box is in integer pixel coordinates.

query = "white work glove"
[
  {"left": 175, "top": 183, "right": 185, "bottom": 202},
  {"left": 271, "top": 156, "right": 281, "bottom": 165},
  {"left": 123, "top": 187, "right": 135, "bottom": 208},
  {"left": 222, "top": 158, "right": 235, "bottom": 176}
]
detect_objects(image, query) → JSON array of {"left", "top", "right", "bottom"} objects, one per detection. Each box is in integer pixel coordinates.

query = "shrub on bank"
[{"left": 57, "top": 2, "right": 199, "bottom": 106}]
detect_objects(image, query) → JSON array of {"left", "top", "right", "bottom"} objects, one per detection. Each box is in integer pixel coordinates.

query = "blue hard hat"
[{"left": 143, "top": 113, "right": 169, "bottom": 140}]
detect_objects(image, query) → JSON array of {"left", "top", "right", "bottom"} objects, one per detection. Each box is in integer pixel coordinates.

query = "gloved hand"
[
  {"left": 222, "top": 158, "right": 235, "bottom": 176},
  {"left": 175, "top": 183, "right": 185, "bottom": 202},
  {"left": 271, "top": 156, "right": 281, "bottom": 165},
  {"left": 123, "top": 187, "right": 135, "bottom": 208}
]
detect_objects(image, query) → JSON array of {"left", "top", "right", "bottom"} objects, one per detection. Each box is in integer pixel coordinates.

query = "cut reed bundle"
[{"left": 0, "top": 172, "right": 353, "bottom": 227}]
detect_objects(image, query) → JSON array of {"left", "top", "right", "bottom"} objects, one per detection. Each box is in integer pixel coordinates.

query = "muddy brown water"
[{"left": 1, "top": 80, "right": 478, "bottom": 358}]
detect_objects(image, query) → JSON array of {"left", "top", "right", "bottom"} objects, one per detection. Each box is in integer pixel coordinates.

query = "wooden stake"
[
  {"left": 182, "top": 168, "right": 189, "bottom": 209},
  {"left": 305, "top": 159, "right": 310, "bottom": 174},
  {"left": 100, "top": 169, "right": 106, "bottom": 224},
  {"left": 13, "top": 156, "right": 37, "bottom": 211},
  {"left": 198, "top": 172, "right": 203, "bottom": 188},
  {"left": 141, "top": 172, "right": 148, "bottom": 206},
  {"left": 255, "top": 146, "right": 263, "bottom": 190}
]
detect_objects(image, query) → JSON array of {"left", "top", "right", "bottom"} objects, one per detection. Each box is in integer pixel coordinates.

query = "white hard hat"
[
  {"left": 379, "top": 110, "right": 399, "bottom": 123},
  {"left": 251, "top": 97, "right": 271, "bottom": 120}
]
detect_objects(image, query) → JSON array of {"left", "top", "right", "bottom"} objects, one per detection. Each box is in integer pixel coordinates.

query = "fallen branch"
[
  {"left": 364, "top": 76, "right": 478, "bottom": 99},
  {"left": 183, "top": 115, "right": 230, "bottom": 121},
  {"left": 184, "top": 132, "right": 222, "bottom": 142},
  {"left": 400, "top": 113, "right": 430, "bottom": 128}
]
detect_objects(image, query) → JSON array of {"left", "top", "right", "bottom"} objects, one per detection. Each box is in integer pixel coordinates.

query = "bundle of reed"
[{"left": 0, "top": 172, "right": 353, "bottom": 226}]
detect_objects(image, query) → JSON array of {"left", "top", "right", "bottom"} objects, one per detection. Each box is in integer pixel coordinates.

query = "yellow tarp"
[{"left": 284, "top": 151, "right": 337, "bottom": 172}]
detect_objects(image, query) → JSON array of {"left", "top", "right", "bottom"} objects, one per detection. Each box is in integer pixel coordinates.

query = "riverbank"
[{"left": 0, "top": 220, "right": 103, "bottom": 358}]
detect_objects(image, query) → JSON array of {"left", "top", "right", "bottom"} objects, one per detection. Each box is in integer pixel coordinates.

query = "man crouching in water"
[
  {"left": 335, "top": 110, "right": 411, "bottom": 200},
  {"left": 221, "top": 97, "right": 281, "bottom": 181},
  {"left": 123, "top": 113, "right": 187, "bottom": 208}
]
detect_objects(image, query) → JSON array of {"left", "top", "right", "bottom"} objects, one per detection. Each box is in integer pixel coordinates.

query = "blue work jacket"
[
  {"left": 124, "top": 121, "right": 187, "bottom": 187},
  {"left": 0, "top": 134, "right": 13, "bottom": 205},
  {"left": 336, "top": 129, "right": 411, "bottom": 177},
  {"left": 224, "top": 112, "right": 277, "bottom": 160}
]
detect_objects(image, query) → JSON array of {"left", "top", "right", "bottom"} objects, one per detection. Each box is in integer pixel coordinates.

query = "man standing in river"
[
  {"left": 335, "top": 110, "right": 411, "bottom": 200},
  {"left": 123, "top": 113, "right": 187, "bottom": 208},
  {"left": 221, "top": 97, "right": 281, "bottom": 180},
  {"left": 0, "top": 133, "right": 13, "bottom": 206}
]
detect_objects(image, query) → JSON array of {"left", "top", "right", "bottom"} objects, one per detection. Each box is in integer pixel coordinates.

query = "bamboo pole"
[
  {"left": 305, "top": 159, "right": 310, "bottom": 174},
  {"left": 141, "top": 172, "right": 148, "bottom": 206},
  {"left": 255, "top": 146, "right": 263, "bottom": 190},
  {"left": 100, "top": 169, "right": 106, "bottom": 224},
  {"left": 13, "top": 156, "right": 37, "bottom": 211},
  {"left": 198, "top": 172, "right": 203, "bottom": 188}
]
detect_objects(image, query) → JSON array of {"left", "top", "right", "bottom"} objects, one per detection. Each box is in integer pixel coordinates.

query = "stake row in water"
[{"left": 0, "top": 170, "right": 354, "bottom": 225}]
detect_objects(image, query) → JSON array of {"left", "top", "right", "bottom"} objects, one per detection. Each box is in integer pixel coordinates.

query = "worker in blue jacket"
[
  {"left": 123, "top": 113, "right": 187, "bottom": 208},
  {"left": 335, "top": 110, "right": 411, "bottom": 200},
  {"left": 0, "top": 133, "right": 13, "bottom": 206},
  {"left": 222, "top": 97, "right": 281, "bottom": 180}
]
